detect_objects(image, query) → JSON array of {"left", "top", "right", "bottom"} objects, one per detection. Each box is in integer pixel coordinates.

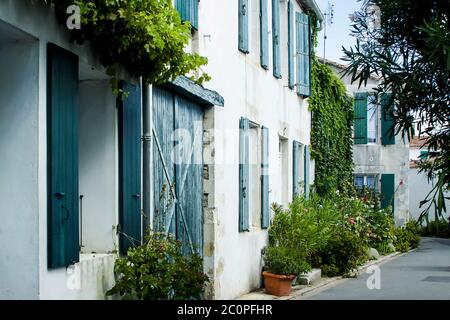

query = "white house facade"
[{"left": 321, "top": 58, "right": 411, "bottom": 226}]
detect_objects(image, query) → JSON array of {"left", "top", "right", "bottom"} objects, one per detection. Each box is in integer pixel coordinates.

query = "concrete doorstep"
[{"left": 236, "top": 251, "right": 406, "bottom": 301}]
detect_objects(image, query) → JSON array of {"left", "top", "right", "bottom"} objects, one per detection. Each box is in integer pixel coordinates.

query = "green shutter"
[
  {"left": 260, "top": 0, "right": 269, "bottom": 69},
  {"left": 288, "top": 1, "right": 295, "bottom": 89},
  {"left": 239, "top": 117, "right": 250, "bottom": 232},
  {"left": 420, "top": 150, "right": 429, "bottom": 160},
  {"left": 47, "top": 43, "right": 80, "bottom": 268},
  {"left": 381, "top": 93, "right": 395, "bottom": 145},
  {"left": 176, "top": 0, "right": 198, "bottom": 30},
  {"left": 261, "top": 127, "right": 270, "bottom": 229},
  {"left": 381, "top": 174, "right": 395, "bottom": 214},
  {"left": 304, "top": 145, "right": 310, "bottom": 199},
  {"left": 119, "top": 81, "right": 142, "bottom": 254},
  {"left": 238, "top": 0, "right": 249, "bottom": 53},
  {"left": 354, "top": 92, "right": 368, "bottom": 144},
  {"left": 296, "top": 12, "right": 311, "bottom": 96},
  {"left": 293, "top": 141, "right": 301, "bottom": 198},
  {"left": 272, "top": 0, "right": 281, "bottom": 78}
]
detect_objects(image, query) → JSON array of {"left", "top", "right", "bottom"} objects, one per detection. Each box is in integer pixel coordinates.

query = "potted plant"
[{"left": 262, "top": 244, "right": 312, "bottom": 296}]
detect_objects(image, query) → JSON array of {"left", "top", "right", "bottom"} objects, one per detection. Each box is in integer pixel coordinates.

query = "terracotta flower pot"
[{"left": 262, "top": 271, "right": 296, "bottom": 297}]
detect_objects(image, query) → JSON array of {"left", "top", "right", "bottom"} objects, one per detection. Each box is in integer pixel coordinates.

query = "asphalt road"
[{"left": 305, "top": 237, "right": 450, "bottom": 300}]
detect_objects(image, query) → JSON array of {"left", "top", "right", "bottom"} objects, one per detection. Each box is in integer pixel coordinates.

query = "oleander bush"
[{"left": 394, "top": 221, "right": 421, "bottom": 253}]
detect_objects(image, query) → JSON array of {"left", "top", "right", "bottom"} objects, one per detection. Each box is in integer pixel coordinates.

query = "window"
[
  {"left": 368, "top": 98, "right": 378, "bottom": 143},
  {"left": 249, "top": 123, "right": 262, "bottom": 228},
  {"left": 354, "top": 175, "right": 378, "bottom": 190},
  {"left": 279, "top": 137, "right": 289, "bottom": 205},
  {"left": 296, "top": 12, "right": 311, "bottom": 96}
]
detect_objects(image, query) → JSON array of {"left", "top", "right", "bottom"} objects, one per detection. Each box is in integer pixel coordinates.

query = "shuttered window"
[
  {"left": 239, "top": 117, "right": 250, "bottom": 232},
  {"left": 292, "top": 141, "right": 301, "bottom": 198},
  {"left": 354, "top": 92, "right": 368, "bottom": 145},
  {"left": 272, "top": 0, "right": 281, "bottom": 78},
  {"left": 381, "top": 174, "right": 395, "bottom": 214},
  {"left": 47, "top": 43, "right": 80, "bottom": 268},
  {"left": 118, "top": 81, "right": 142, "bottom": 254},
  {"left": 238, "top": 0, "right": 249, "bottom": 53},
  {"left": 381, "top": 93, "right": 395, "bottom": 145},
  {"left": 288, "top": 1, "right": 295, "bottom": 89},
  {"left": 261, "top": 127, "right": 270, "bottom": 229},
  {"left": 175, "top": 0, "right": 199, "bottom": 30},
  {"left": 304, "top": 145, "right": 310, "bottom": 199},
  {"left": 296, "top": 12, "right": 311, "bottom": 96},
  {"left": 260, "top": 0, "right": 269, "bottom": 69}
]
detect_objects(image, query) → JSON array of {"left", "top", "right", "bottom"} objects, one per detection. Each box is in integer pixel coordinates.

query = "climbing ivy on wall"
[
  {"left": 308, "top": 13, "right": 355, "bottom": 196},
  {"left": 42, "top": 0, "right": 209, "bottom": 85}
]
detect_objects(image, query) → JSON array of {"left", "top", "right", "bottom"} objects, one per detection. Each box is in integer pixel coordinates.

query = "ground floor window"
[{"left": 354, "top": 174, "right": 378, "bottom": 190}]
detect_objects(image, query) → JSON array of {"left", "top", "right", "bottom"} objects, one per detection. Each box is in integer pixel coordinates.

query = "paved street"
[{"left": 305, "top": 237, "right": 450, "bottom": 300}]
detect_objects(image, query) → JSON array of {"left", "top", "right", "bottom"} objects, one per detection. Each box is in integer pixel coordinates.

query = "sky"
[{"left": 315, "top": 0, "right": 363, "bottom": 63}]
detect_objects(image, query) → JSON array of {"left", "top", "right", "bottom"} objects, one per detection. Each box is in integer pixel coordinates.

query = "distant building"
[{"left": 320, "top": 58, "right": 410, "bottom": 225}]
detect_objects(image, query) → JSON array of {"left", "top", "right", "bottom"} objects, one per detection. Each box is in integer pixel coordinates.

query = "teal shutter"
[
  {"left": 261, "top": 127, "right": 270, "bottom": 229},
  {"left": 296, "top": 12, "right": 311, "bottom": 96},
  {"left": 354, "top": 92, "right": 368, "bottom": 144},
  {"left": 381, "top": 93, "right": 395, "bottom": 145},
  {"left": 239, "top": 117, "right": 250, "bottom": 232},
  {"left": 381, "top": 174, "right": 395, "bottom": 214},
  {"left": 47, "top": 43, "right": 80, "bottom": 268},
  {"left": 292, "top": 141, "right": 301, "bottom": 198},
  {"left": 304, "top": 145, "right": 310, "bottom": 199},
  {"left": 420, "top": 150, "right": 429, "bottom": 160},
  {"left": 260, "top": 0, "right": 269, "bottom": 69},
  {"left": 119, "top": 81, "right": 142, "bottom": 254},
  {"left": 175, "top": 0, "right": 199, "bottom": 30},
  {"left": 288, "top": 1, "right": 295, "bottom": 89},
  {"left": 238, "top": 0, "right": 249, "bottom": 53},
  {"left": 272, "top": 0, "right": 281, "bottom": 78}
]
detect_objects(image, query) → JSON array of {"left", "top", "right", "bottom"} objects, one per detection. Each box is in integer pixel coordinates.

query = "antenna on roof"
[{"left": 323, "top": 1, "right": 335, "bottom": 59}]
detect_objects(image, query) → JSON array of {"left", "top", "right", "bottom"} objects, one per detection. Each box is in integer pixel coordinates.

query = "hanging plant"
[{"left": 42, "top": 0, "right": 210, "bottom": 86}]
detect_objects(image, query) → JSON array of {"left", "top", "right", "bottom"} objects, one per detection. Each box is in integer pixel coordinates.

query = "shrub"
[
  {"left": 394, "top": 221, "right": 421, "bottom": 253},
  {"left": 316, "top": 227, "right": 368, "bottom": 277},
  {"left": 263, "top": 245, "right": 311, "bottom": 276},
  {"left": 106, "top": 233, "right": 209, "bottom": 300},
  {"left": 420, "top": 219, "right": 450, "bottom": 239}
]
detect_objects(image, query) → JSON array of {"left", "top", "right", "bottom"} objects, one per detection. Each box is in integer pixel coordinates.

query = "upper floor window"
[{"left": 368, "top": 97, "right": 378, "bottom": 143}]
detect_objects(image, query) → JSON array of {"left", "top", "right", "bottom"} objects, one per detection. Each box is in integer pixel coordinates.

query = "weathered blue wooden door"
[
  {"left": 118, "top": 81, "right": 142, "bottom": 254},
  {"left": 152, "top": 87, "right": 203, "bottom": 256},
  {"left": 47, "top": 43, "right": 80, "bottom": 268}
]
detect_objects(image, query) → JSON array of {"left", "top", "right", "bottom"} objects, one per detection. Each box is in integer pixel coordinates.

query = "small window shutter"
[
  {"left": 261, "top": 127, "right": 270, "bottom": 229},
  {"left": 288, "top": 1, "right": 295, "bottom": 89},
  {"left": 293, "top": 141, "right": 301, "bottom": 198},
  {"left": 381, "top": 174, "right": 395, "bottom": 214},
  {"left": 296, "top": 12, "right": 311, "bottom": 96},
  {"left": 354, "top": 92, "right": 368, "bottom": 145},
  {"left": 260, "top": 0, "right": 269, "bottom": 69},
  {"left": 176, "top": 0, "right": 199, "bottom": 30},
  {"left": 238, "top": 0, "right": 249, "bottom": 53},
  {"left": 239, "top": 117, "right": 250, "bottom": 232},
  {"left": 47, "top": 43, "right": 80, "bottom": 268},
  {"left": 304, "top": 145, "right": 311, "bottom": 199},
  {"left": 381, "top": 93, "right": 395, "bottom": 145},
  {"left": 119, "top": 81, "right": 142, "bottom": 254},
  {"left": 272, "top": 0, "right": 281, "bottom": 78}
]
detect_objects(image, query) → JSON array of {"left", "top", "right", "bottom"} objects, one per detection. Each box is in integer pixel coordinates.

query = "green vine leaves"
[{"left": 43, "top": 0, "right": 210, "bottom": 89}]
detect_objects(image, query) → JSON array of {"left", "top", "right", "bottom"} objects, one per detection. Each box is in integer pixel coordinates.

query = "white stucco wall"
[
  {"left": 409, "top": 168, "right": 450, "bottom": 222},
  {"left": 0, "top": 36, "right": 40, "bottom": 299},
  {"left": 197, "top": 0, "right": 313, "bottom": 299}
]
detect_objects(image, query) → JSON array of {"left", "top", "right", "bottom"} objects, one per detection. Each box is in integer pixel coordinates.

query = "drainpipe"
[{"left": 142, "top": 80, "right": 153, "bottom": 240}]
